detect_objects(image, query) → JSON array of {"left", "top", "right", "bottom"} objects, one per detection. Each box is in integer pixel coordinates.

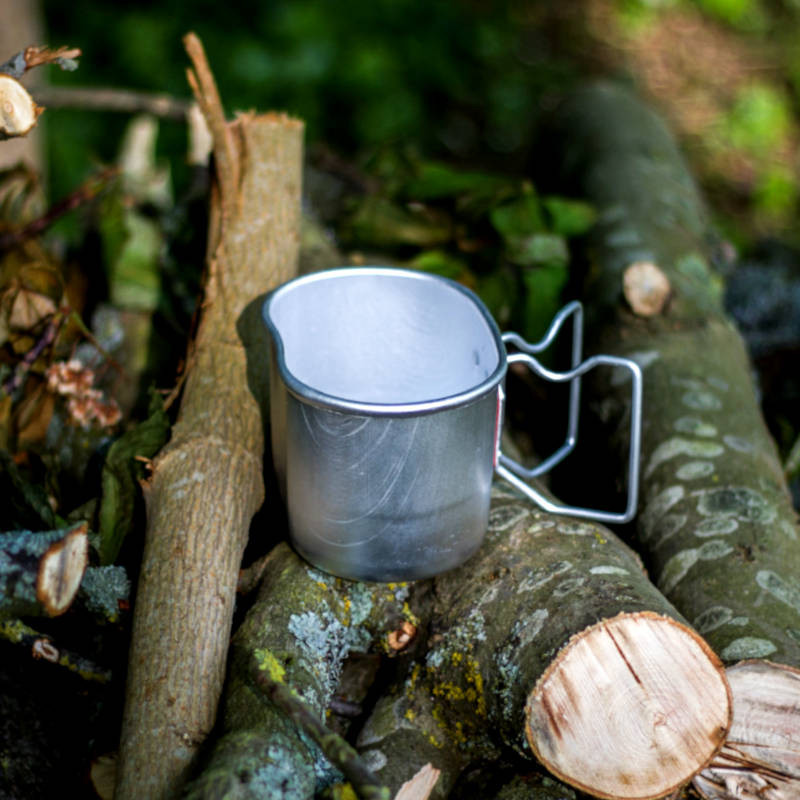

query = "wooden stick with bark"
[
  {"left": 114, "top": 33, "right": 303, "bottom": 800},
  {"left": 545, "top": 81, "right": 800, "bottom": 800}
]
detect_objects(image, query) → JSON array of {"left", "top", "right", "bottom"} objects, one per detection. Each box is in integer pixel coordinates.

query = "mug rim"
[{"left": 263, "top": 266, "right": 508, "bottom": 417}]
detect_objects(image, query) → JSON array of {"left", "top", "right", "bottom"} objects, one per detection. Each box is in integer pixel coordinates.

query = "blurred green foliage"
[{"left": 42, "top": 0, "right": 574, "bottom": 201}]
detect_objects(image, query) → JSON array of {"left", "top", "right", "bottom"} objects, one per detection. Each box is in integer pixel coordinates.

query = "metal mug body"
[
  {"left": 264, "top": 267, "right": 506, "bottom": 581},
  {"left": 264, "top": 266, "right": 643, "bottom": 581}
]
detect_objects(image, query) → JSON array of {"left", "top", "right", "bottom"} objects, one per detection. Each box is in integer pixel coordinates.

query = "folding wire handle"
[{"left": 497, "top": 302, "right": 642, "bottom": 524}]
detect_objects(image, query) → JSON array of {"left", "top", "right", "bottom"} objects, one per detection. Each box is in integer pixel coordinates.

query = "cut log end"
[
  {"left": 36, "top": 523, "right": 89, "bottom": 616},
  {"left": 622, "top": 261, "right": 671, "bottom": 317},
  {"left": 0, "top": 74, "right": 42, "bottom": 139},
  {"left": 525, "top": 611, "right": 731, "bottom": 800},
  {"left": 693, "top": 660, "right": 800, "bottom": 800}
]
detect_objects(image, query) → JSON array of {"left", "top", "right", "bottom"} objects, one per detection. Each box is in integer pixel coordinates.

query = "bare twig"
[
  {"left": 183, "top": 32, "right": 238, "bottom": 211},
  {"left": 32, "top": 86, "right": 192, "bottom": 121},
  {"left": 0, "top": 166, "right": 118, "bottom": 251},
  {"left": 251, "top": 664, "right": 391, "bottom": 800},
  {"left": 0, "top": 45, "right": 81, "bottom": 78}
]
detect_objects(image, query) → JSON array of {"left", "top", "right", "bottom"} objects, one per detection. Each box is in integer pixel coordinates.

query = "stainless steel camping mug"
[{"left": 263, "top": 267, "right": 642, "bottom": 581}]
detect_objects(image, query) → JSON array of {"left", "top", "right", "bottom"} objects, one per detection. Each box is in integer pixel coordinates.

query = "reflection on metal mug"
[{"left": 263, "top": 267, "right": 642, "bottom": 581}]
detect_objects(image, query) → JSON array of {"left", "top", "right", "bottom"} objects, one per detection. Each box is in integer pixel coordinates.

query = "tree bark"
[
  {"left": 114, "top": 35, "right": 303, "bottom": 800},
  {"left": 183, "top": 542, "right": 429, "bottom": 799},
  {"left": 356, "top": 485, "right": 731, "bottom": 800},
  {"left": 544, "top": 81, "right": 800, "bottom": 800},
  {"left": 0, "top": 522, "right": 88, "bottom": 618}
]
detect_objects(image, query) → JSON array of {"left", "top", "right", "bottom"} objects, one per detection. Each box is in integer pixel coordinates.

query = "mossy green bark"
[
  {"left": 355, "top": 484, "right": 712, "bottom": 798},
  {"left": 183, "top": 543, "right": 428, "bottom": 799},
  {"left": 550, "top": 82, "right": 800, "bottom": 666}
]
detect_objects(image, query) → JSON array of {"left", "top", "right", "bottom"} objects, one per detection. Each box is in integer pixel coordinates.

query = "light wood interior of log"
[
  {"left": 526, "top": 612, "right": 731, "bottom": 800},
  {"left": 694, "top": 660, "right": 800, "bottom": 800},
  {"left": 37, "top": 525, "right": 88, "bottom": 616}
]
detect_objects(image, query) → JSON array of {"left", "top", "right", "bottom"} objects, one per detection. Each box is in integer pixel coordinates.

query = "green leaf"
[
  {"left": 339, "top": 196, "right": 452, "bottom": 249},
  {"left": 542, "top": 196, "right": 597, "bottom": 237},
  {"left": 98, "top": 390, "right": 170, "bottom": 565},
  {"left": 408, "top": 249, "right": 472, "bottom": 283},
  {"left": 489, "top": 185, "right": 546, "bottom": 241},
  {"left": 0, "top": 449, "right": 59, "bottom": 532},
  {"left": 404, "top": 161, "right": 511, "bottom": 202},
  {"left": 521, "top": 263, "right": 569, "bottom": 342},
  {"left": 507, "top": 233, "right": 569, "bottom": 269}
]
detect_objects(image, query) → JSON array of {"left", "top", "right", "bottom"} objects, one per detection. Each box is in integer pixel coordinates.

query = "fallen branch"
[
  {"left": 31, "top": 85, "right": 193, "bottom": 121},
  {"left": 545, "top": 81, "right": 800, "bottom": 800},
  {"left": 114, "top": 33, "right": 303, "bottom": 800}
]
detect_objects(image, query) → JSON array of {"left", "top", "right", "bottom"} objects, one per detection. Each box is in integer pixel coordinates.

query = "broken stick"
[{"left": 114, "top": 33, "right": 303, "bottom": 800}]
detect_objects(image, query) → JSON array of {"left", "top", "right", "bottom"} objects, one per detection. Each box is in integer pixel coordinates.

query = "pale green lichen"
[
  {"left": 488, "top": 505, "right": 529, "bottom": 532},
  {"left": 652, "top": 513, "right": 688, "bottom": 548},
  {"left": 556, "top": 521, "right": 595, "bottom": 536},
  {"left": 287, "top": 605, "right": 371, "bottom": 709},
  {"left": 247, "top": 741, "right": 316, "bottom": 800},
  {"left": 495, "top": 609, "right": 549, "bottom": 725},
  {"left": 646, "top": 437, "right": 725, "bottom": 478},
  {"left": 674, "top": 416, "right": 718, "bottom": 437},
  {"left": 640, "top": 486, "right": 685, "bottom": 540},
  {"left": 723, "top": 435, "right": 753, "bottom": 452},
  {"left": 693, "top": 606, "right": 734, "bottom": 634},
  {"left": 696, "top": 487, "right": 776, "bottom": 523},
  {"left": 659, "top": 540, "right": 735, "bottom": 594},
  {"left": 676, "top": 461, "right": 715, "bottom": 481},
  {"left": 695, "top": 517, "right": 739, "bottom": 537},
  {"left": 516, "top": 561, "right": 572, "bottom": 594},
  {"left": 681, "top": 390, "right": 722, "bottom": 411},
  {"left": 552, "top": 576, "right": 586, "bottom": 598},
  {"left": 79, "top": 565, "right": 130, "bottom": 621},
  {"left": 360, "top": 749, "right": 387, "bottom": 773},
  {"left": 590, "top": 565, "right": 629, "bottom": 576},
  {"left": 756, "top": 570, "right": 800, "bottom": 614},
  {"left": 721, "top": 637, "right": 777, "bottom": 661},
  {"left": 346, "top": 583, "right": 373, "bottom": 626}
]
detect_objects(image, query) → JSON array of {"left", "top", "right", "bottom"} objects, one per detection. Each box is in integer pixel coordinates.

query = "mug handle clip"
[{"left": 497, "top": 301, "right": 642, "bottom": 524}]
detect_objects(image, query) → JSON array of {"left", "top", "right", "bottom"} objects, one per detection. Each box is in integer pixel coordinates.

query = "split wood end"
[
  {"left": 623, "top": 261, "right": 671, "bottom": 317},
  {"left": 37, "top": 522, "right": 89, "bottom": 616},
  {"left": 393, "top": 763, "right": 441, "bottom": 800},
  {"left": 0, "top": 74, "right": 42, "bottom": 140},
  {"left": 525, "top": 611, "right": 731, "bottom": 800},
  {"left": 693, "top": 660, "right": 800, "bottom": 800}
]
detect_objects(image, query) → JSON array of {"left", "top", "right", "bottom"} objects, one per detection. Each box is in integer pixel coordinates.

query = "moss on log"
[
  {"left": 356, "top": 485, "right": 730, "bottom": 800},
  {"left": 548, "top": 80, "right": 800, "bottom": 666},
  {"left": 182, "top": 542, "right": 429, "bottom": 799}
]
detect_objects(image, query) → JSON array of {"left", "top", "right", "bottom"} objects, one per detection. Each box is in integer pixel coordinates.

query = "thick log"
[
  {"left": 114, "top": 35, "right": 303, "bottom": 800},
  {"left": 544, "top": 81, "right": 800, "bottom": 798},
  {"left": 356, "top": 485, "right": 731, "bottom": 800},
  {"left": 0, "top": 522, "right": 88, "bottom": 618},
  {"left": 693, "top": 661, "right": 800, "bottom": 799},
  {"left": 183, "top": 542, "right": 429, "bottom": 799}
]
